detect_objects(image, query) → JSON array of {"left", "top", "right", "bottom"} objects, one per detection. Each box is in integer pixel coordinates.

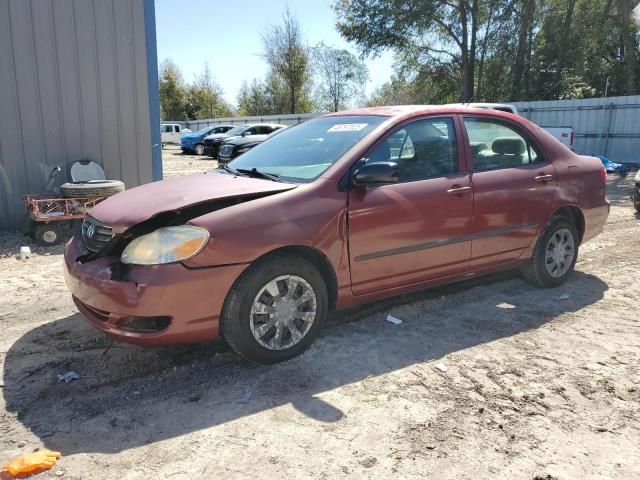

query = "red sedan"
[{"left": 64, "top": 106, "right": 609, "bottom": 364}]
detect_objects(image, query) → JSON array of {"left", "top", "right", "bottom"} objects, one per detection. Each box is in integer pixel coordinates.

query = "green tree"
[
  {"left": 262, "top": 7, "right": 312, "bottom": 113},
  {"left": 337, "top": 0, "right": 639, "bottom": 104},
  {"left": 335, "top": 0, "right": 490, "bottom": 101},
  {"left": 158, "top": 59, "right": 187, "bottom": 120},
  {"left": 187, "top": 63, "right": 233, "bottom": 119},
  {"left": 237, "top": 73, "right": 292, "bottom": 115},
  {"left": 312, "top": 42, "right": 368, "bottom": 111}
]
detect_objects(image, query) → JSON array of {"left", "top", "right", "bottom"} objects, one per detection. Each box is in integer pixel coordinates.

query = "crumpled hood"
[{"left": 89, "top": 171, "right": 297, "bottom": 233}]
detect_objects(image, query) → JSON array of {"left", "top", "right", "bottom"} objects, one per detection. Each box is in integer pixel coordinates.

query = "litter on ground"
[
  {"left": 386, "top": 315, "right": 403, "bottom": 325},
  {"left": 2, "top": 449, "right": 62, "bottom": 477},
  {"left": 56, "top": 371, "right": 80, "bottom": 383}
]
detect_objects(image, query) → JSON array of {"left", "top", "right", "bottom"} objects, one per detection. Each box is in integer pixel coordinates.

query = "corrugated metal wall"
[
  {"left": 0, "top": 0, "right": 161, "bottom": 231},
  {"left": 514, "top": 95, "right": 640, "bottom": 163}
]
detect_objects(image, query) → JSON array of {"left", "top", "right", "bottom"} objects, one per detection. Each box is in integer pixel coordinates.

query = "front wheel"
[
  {"left": 633, "top": 192, "right": 640, "bottom": 212},
  {"left": 221, "top": 255, "right": 328, "bottom": 364},
  {"left": 194, "top": 144, "right": 205, "bottom": 155},
  {"left": 522, "top": 216, "right": 579, "bottom": 287}
]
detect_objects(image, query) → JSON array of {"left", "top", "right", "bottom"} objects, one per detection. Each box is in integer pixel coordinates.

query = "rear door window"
[{"left": 463, "top": 118, "right": 544, "bottom": 171}]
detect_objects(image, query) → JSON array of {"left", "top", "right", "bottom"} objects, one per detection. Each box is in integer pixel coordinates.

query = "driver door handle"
[
  {"left": 447, "top": 186, "right": 472, "bottom": 195},
  {"left": 534, "top": 174, "right": 554, "bottom": 183}
]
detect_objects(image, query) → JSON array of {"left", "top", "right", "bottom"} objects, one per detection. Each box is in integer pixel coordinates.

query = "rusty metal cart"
[{"left": 23, "top": 194, "right": 105, "bottom": 246}]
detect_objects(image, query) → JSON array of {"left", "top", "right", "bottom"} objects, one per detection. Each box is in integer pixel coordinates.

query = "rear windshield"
[{"left": 228, "top": 115, "right": 386, "bottom": 182}]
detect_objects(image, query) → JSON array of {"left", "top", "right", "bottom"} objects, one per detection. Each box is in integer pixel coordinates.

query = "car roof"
[
  {"left": 324, "top": 104, "right": 520, "bottom": 120},
  {"left": 447, "top": 102, "right": 518, "bottom": 113}
]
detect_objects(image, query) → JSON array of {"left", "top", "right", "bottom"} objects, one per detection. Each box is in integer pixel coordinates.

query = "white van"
[{"left": 160, "top": 123, "right": 190, "bottom": 146}]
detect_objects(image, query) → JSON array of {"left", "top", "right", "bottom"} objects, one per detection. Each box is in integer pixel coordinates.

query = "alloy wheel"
[
  {"left": 249, "top": 275, "right": 317, "bottom": 351},
  {"left": 544, "top": 227, "right": 575, "bottom": 278}
]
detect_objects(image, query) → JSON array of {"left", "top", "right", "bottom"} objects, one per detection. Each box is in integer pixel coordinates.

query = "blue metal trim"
[{"left": 143, "top": 0, "right": 162, "bottom": 181}]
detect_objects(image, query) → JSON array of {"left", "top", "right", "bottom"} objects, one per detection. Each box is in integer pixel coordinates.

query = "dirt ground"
[{"left": 1, "top": 145, "right": 638, "bottom": 479}]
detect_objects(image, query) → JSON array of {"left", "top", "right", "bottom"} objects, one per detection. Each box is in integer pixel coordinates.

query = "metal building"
[
  {"left": 514, "top": 95, "right": 640, "bottom": 164},
  {"left": 0, "top": 0, "right": 161, "bottom": 231}
]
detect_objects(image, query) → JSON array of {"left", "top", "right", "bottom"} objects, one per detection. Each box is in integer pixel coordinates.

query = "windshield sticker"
[{"left": 327, "top": 123, "right": 368, "bottom": 132}]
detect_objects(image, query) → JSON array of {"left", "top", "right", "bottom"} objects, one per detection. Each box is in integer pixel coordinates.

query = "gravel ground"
[{"left": 1, "top": 146, "right": 638, "bottom": 479}]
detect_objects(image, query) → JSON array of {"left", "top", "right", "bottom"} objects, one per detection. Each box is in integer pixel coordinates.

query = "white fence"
[{"left": 168, "top": 95, "right": 640, "bottom": 164}]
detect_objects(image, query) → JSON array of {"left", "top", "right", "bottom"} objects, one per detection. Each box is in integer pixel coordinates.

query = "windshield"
[
  {"left": 226, "top": 125, "right": 250, "bottom": 136},
  {"left": 227, "top": 116, "right": 386, "bottom": 182}
]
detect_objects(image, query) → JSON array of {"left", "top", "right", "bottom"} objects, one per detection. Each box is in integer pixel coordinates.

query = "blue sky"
[{"left": 155, "top": 0, "right": 394, "bottom": 106}]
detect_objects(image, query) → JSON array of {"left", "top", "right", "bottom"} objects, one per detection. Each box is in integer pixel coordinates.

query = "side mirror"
[
  {"left": 353, "top": 161, "right": 400, "bottom": 185},
  {"left": 242, "top": 131, "right": 252, "bottom": 137}
]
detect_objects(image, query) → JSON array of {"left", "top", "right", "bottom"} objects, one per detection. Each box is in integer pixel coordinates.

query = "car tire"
[
  {"left": 522, "top": 215, "right": 579, "bottom": 288},
  {"left": 633, "top": 193, "right": 640, "bottom": 212},
  {"left": 60, "top": 180, "right": 125, "bottom": 198},
  {"left": 194, "top": 144, "right": 205, "bottom": 155},
  {"left": 34, "top": 223, "right": 63, "bottom": 246},
  {"left": 221, "top": 254, "right": 328, "bottom": 364}
]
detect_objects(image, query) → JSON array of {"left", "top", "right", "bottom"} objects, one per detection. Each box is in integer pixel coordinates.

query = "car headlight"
[
  {"left": 237, "top": 147, "right": 251, "bottom": 154},
  {"left": 121, "top": 226, "right": 209, "bottom": 265}
]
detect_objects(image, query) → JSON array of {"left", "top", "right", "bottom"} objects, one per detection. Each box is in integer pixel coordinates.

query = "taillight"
[{"left": 600, "top": 165, "right": 607, "bottom": 184}]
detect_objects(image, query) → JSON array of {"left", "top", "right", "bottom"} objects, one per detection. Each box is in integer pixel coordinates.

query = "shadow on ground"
[
  {"left": 606, "top": 171, "right": 637, "bottom": 207},
  {"left": 3, "top": 270, "right": 607, "bottom": 455}
]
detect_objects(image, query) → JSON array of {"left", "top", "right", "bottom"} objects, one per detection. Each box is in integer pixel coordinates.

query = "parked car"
[
  {"left": 217, "top": 127, "right": 286, "bottom": 163},
  {"left": 160, "top": 123, "right": 189, "bottom": 146},
  {"left": 180, "top": 125, "right": 235, "bottom": 155},
  {"left": 64, "top": 105, "right": 609, "bottom": 364},
  {"left": 633, "top": 169, "right": 640, "bottom": 212},
  {"left": 203, "top": 123, "right": 286, "bottom": 158},
  {"left": 451, "top": 103, "right": 574, "bottom": 149}
]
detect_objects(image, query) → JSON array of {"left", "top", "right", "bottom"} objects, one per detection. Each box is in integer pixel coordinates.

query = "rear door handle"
[
  {"left": 534, "top": 174, "right": 554, "bottom": 183},
  {"left": 447, "top": 186, "right": 472, "bottom": 195}
]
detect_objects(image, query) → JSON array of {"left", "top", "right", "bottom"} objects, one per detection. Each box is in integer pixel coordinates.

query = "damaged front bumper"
[{"left": 63, "top": 235, "right": 248, "bottom": 346}]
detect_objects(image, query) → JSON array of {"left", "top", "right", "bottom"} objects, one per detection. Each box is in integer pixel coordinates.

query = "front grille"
[
  {"left": 219, "top": 144, "right": 234, "bottom": 157},
  {"left": 82, "top": 216, "right": 114, "bottom": 252}
]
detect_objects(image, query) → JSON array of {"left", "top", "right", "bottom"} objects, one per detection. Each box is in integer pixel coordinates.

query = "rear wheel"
[
  {"left": 221, "top": 254, "right": 328, "bottom": 364},
  {"left": 194, "top": 144, "right": 205, "bottom": 155},
  {"left": 522, "top": 215, "right": 579, "bottom": 287}
]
